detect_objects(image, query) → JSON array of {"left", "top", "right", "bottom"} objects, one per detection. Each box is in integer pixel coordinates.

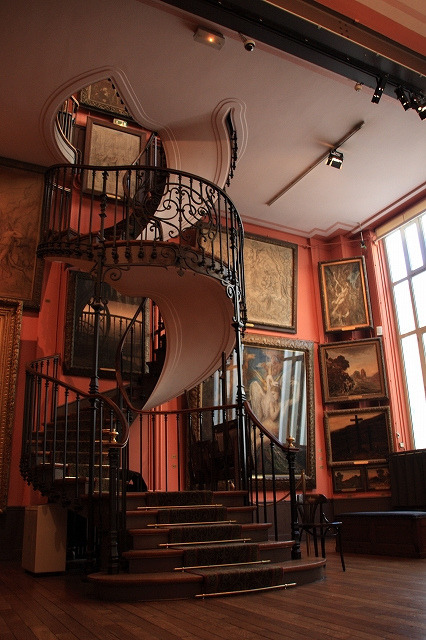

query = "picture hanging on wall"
[
  {"left": 324, "top": 407, "right": 393, "bottom": 467},
  {"left": 332, "top": 467, "right": 365, "bottom": 493},
  {"left": 319, "top": 338, "right": 388, "bottom": 403},
  {"left": 243, "top": 234, "right": 297, "bottom": 332},
  {"left": 318, "top": 256, "right": 372, "bottom": 332}
]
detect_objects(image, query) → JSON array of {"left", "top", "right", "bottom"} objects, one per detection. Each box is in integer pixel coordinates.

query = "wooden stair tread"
[
  {"left": 87, "top": 571, "right": 203, "bottom": 585},
  {"left": 123, "top": 539, "right": 294, "bottom": 561},
  {"left": 88, "top": 558, "right": 325, "bottom": 585},
  {"left": 128, "top": 522, "right": 270, "bottom": 535}
]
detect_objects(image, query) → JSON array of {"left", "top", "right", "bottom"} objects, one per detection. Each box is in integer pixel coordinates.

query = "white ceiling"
[{"left": 0, "top": 0, "right": 425, "bottom": 238}]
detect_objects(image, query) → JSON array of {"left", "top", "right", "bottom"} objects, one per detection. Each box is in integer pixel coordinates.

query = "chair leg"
[{"left": 337, "top": 530, "right": 345, "bottom": 571}]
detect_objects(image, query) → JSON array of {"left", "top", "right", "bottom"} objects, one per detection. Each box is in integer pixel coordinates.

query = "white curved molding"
[
  {"left": 40, "top": 67, "right": 180, "bottom": 168},
  {"left": 211, "top": 98, "right": 248, "bottom": 188}
]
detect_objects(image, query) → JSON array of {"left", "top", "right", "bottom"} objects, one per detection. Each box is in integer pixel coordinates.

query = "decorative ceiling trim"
[
  {"left": 40, "top": 67, "right": 180, "bottom": 168},
  {"left": 211, "top": 98, "right": 247, "bottom": 187}
]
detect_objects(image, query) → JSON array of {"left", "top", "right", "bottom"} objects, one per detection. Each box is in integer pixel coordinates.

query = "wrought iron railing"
[
  {"left": 119, "top": 401, "right": 301, "bottom": 558},
  {"left": 21, "top": 355, "right": 129, "bottom": 572},
  {"left": 115, "top": 299, "right": 165, "bottom": 413},
  {"left": 56, "top": 96, "right": 81, "bottom": 163},
  {"left": 38, "top": 164, "right": 246, "bottom": 309}
]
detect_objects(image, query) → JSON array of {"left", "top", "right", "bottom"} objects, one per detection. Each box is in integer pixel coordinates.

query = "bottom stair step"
[{"left": 86, "top": 558, "right": 326, "bottom": 601}]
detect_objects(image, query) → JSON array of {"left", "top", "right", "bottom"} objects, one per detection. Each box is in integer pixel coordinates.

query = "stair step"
[
  {"left": 86, "top": 558, "right": 326, "bottom": 601},
  {"left": 123, "top": 540, "right": 294, "bottom": 573}
]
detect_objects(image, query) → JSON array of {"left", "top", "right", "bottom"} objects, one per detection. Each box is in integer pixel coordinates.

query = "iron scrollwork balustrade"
[{"left": 39, "top": 164, "right": 245, "bottom": 298}]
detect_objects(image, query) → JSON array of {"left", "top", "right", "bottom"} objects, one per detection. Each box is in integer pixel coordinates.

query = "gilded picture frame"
[
  {"left": 324, "top": 407, "right": 393, "bottom": 467},
  {"left": 79, "top": 80, "right": 130, "bottom": 118},
  {"left": 319, "top": 338, "right": 387, "bottom": 403},
  {"left": 0, "top": 299, "right": 22, "bottom": 512},
  {"left": 244, "top": 234, "right": 297, "bottom": 332},
  {"left": 0, "top": 162, "right": 45, "bottom": 309},
  {"left": 318, "top": 256, "right": 372, "bottom": 332},
  {"left": 191, "top": 334, "right": 315, "bottom": 483}
]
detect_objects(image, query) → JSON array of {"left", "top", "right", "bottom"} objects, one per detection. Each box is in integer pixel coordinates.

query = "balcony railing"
[{"left": 39, "top": 164, "right": 245, "bottom": 303}]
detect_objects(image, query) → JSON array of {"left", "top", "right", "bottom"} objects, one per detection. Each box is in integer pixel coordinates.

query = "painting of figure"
[
  {"left": 0, "top": 165, "right": 44, "bottom": 307},
  {"left": 319, "top": 257, "right": 372, "bottom": 332},
  {"left": 244, "top": 234, "right": 297, "bottom": 332}
]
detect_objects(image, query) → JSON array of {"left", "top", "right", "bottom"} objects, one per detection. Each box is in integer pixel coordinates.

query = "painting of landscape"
[{"left": 319, "top": 338, "right": 387, "bottom": 403}]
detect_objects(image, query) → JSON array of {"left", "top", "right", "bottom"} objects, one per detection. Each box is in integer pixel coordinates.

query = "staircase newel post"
[
  {"left": 108, "top": 446, "right": 120, "bottom": 574},
  {"left": 286, "top": 439, "right": 301, "bottom": 559},
  {"left": 86, "top": 251, "right": 107, "bottom": 571},
  {"left": 229, "top": 224, "right": 248, "bottom": 493}
]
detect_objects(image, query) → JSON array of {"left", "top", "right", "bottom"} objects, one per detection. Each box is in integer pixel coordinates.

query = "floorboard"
[{"left": 0, "top": 547, "right": 425, "bottom": 640}]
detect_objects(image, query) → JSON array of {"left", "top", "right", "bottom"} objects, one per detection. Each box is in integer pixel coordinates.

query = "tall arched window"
[{"left": 381, "top": 210, "right": 426, "bottom": 449}]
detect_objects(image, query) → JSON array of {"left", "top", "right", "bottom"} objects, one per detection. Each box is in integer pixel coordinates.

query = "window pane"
[
  {"left": 401, "top": 335, "right": 426, "bottom": 449},
  {"left": 421, "top": 214, "right": 426, "bottom": 245},
  {"left": 385, "top": 231, "right": 407, "bottom": 282},
  {"left": 412, "top": 272, "right": 426, "bottom": 328},
  {"left": 405, "top": 223, "right": 424, "bottom": 271},
  {"left": 393, "top": 281, "right": 415, "bottom": 334}
]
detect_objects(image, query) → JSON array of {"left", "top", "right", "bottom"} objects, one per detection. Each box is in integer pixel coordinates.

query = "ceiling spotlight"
[
  {"left": 411, "top": 94, "right": 426, "bottom": 120},
  {"left": 326, "top": 150, "right": 344, "bottom": 169},
  {"left": 193, "top": 27, "right": 225, "bottom": 50},
  {"left": 371, "top": 76, "right": 387, "bottom": 104},
  {"left": 395, "top": 86, "right": 411, "bottom": 110}
]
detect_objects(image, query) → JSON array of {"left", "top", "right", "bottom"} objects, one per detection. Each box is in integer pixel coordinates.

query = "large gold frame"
[{"left": 0, "top": 299, "right": 22, "bottom": 512}]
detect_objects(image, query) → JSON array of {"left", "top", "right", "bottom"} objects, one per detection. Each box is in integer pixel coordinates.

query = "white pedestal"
[{"left": 22, "top": 504, "right": 67, "bottom": 574}]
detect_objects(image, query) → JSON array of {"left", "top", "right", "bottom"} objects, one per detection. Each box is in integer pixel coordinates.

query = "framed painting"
[
  {"left": 0, "top": 163, "right": 45, "bottom": 309},
  {"left": 0, "top": 299, "right": 22, "bottom": 512},
  {"left": 244, "top": 234, "right": 297, "bottom": 332},
  {"left": 318, "top": 256, "right": 372, "bottom": 332},
  {"left": 319, "top": 338, "right": 387, "bottom": 403},
  {"left": 332, "top": 467, "right": 365, "bottom": 493},
  {"left": 79, "top": 80, "right": 130, "bottom": 118},
  {"left": 324, "top": 407, "right": 393, "bottom": 467},
  {"left": 64, "top": 271, "right": 143, "bottom": 378},
  {"left": 366, "top": 465, "right": 391, "bottom": 491},
  {"left": 83, "top": 117, "right": 145, "bottom": 195},
  {"left": 192, "top": 334, "right": 315, "bottom": 482}
]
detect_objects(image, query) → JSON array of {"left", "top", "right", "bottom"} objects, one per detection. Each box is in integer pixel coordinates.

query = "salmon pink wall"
[{"left": 7, "top": 218, "right": 405, "bottom": 506}]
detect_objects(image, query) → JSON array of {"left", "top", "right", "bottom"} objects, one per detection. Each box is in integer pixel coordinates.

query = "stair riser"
[
  {"left": 87, "top": 564, "right": 325, "bottom": 601},
  {"left": 126, "top": 545, "right": 293, "bottom": 574}
]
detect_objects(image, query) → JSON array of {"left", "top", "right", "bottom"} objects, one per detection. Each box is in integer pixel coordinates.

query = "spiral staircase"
[{"left": 20, "top": 120, "right": 326, "bottom": 599}]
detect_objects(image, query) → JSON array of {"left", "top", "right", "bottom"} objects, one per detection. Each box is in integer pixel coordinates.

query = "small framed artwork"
[
  {"left": 319, "top": 338, "right": 387, "bottom": 403},
  {"left": 244, "top": 234, "right": 297, "bottom": 332},
  {"left": 366, "top": 466, "right": 391, "bottom": 491},
  {"left": 79, "top": 80, "right": 130, "bottom": 118},
  {"left": 324, "top": 407, "right": 393, "bottom": 467},
  {"left": 83, "top": 117, "right": 145, "bottom": 195},
  {"left": 318, "top": 256, "right": 372, "bottom": 332},
  {"left": 332, "top": 467, "right": 365, "bottom": 493}
]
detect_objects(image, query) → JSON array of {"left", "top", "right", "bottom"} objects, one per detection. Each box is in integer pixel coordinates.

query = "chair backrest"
[{"left": 296, "top": 493, "right": 328, "bottom": 525}]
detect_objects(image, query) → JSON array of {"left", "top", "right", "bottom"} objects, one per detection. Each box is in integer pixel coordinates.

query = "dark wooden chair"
[{"left": 297, "top": 492, "right": 345, "bottom": 571}]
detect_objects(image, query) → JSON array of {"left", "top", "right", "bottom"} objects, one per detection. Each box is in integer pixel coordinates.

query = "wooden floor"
[{"left": 0, "top": 547, "right": 425, "bottom": 640}]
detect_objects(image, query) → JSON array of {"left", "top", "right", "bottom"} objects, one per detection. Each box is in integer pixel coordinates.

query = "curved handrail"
[
  {"left": 55, "top": 96, "right": 81, "bottom": 163},
  {"left": 25, "top": 361, "right": 129, "bottom": 448},
  {"left": 244, "top": 400, "right": 299, "bottom": 454},
  {"left": 39, "top": 163, "right": 245, "bottom": 300}
]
